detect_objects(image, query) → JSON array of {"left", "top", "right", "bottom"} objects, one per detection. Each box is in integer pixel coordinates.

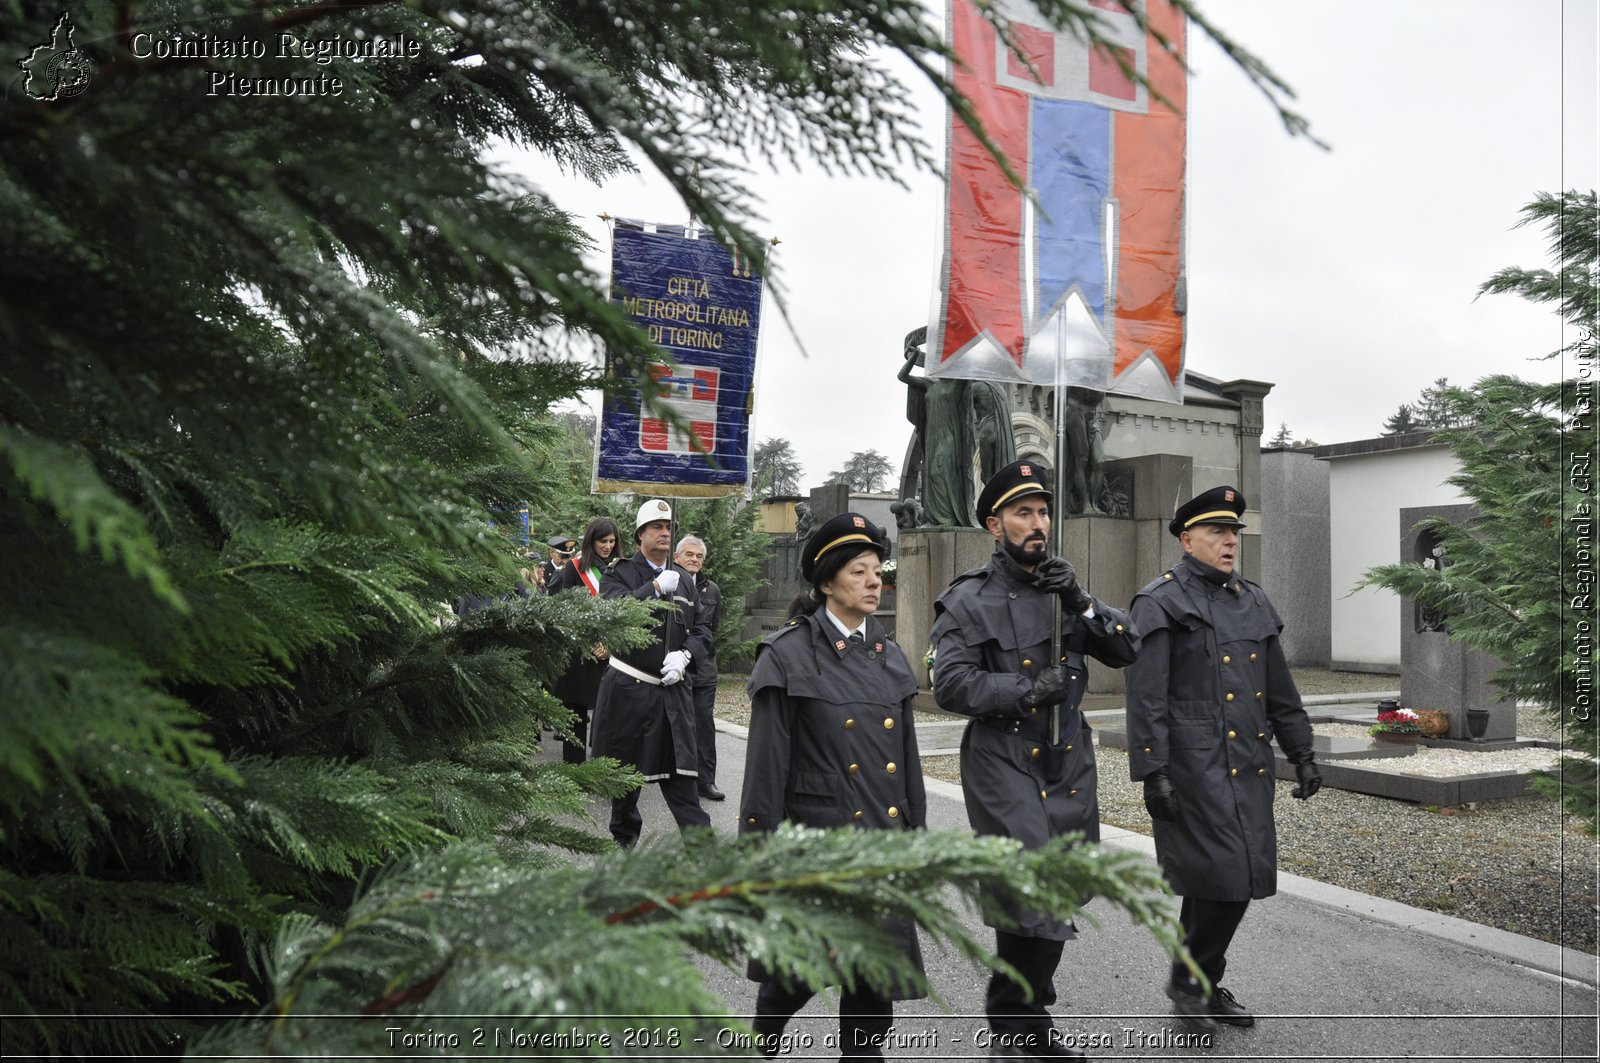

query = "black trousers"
[
  {"left": 559, "top": 701, "right": 589, "bottom": 765},
  {"left": 608, "top": 772, "right": 709, "bottom": 847},
  {"left": 1170, "top": 897, "right": 1251, "bottom": 989},
  {"left": 753, "top": 979, "right": 893, "bottom": 1061},
  {"left": 692, "top": 682, "right": 718, "bottom": 785},
  {"left": 986, "top": 930, "right": 1066, "bottom": 1036}
]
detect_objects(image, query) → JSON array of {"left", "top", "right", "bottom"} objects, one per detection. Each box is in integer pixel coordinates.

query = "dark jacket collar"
[
  {"left": 989, "top": 541, "right": 1041, "bottom": 589},
  {"left": 1180, "top": 553, "right": 1237, "bottom": 590}
]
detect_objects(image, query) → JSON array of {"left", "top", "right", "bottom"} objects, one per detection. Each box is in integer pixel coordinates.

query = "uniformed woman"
[
  {"left": 740, "top": 512, "right": 925, "bottom": 1061},
  {"left": 545, "top": 516, "right": 620, "bottom": 763}
]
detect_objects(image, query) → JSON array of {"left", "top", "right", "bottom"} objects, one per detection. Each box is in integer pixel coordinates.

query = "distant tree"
[
  {"left": 1411, "top": 377, "right": 1469, "bottom": 430},
  {"left": 752, "top": 436, "right": 803, "bottom": 497},
  {"left": 1360, "top": 190, "right": 1598, "bottom": 833},
  {"left": 1267, "top": 422, "right": 1317, "bottom": 449},
  {"left": 1381, "top": 404, "right": 1422, "bottom": 436},
  {"left": 829, "top": 449, "right": 896, "bottom": 493}
]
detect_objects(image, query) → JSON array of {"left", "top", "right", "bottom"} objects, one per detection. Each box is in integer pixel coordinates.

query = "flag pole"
[{"left": 1048, "top": 377, "right": 1067, "bottom": 747}]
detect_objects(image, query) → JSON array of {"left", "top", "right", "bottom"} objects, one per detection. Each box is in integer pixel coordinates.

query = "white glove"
[
  {"left": 660, "top": 649, "right": 691, "bottom": 685},
  {"left": 653, "top": 569, "right": 680, "bottom": 595}
]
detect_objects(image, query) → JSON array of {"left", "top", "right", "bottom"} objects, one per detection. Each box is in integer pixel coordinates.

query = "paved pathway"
[{"left": 608, "top": 722, "right": 1598, "bottom": 1061}]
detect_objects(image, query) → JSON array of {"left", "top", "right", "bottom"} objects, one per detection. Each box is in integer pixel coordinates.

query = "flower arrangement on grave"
[
  {"left": 880, "top": 558, "right": 897, "bottom": 588},
  {"left": 1369, "top": 707, "right": 1422, "bottom": 736}
]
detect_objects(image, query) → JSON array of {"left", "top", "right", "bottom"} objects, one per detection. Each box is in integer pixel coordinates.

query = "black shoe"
[
  {"left": 699, "top": 784, "right": 726, "bottom": 801},
  {"left": 1165, "top": 980, "right": 1220, "bottom": 1034},
  {"left": 1209, "top": 984, "right": 1255, "bottom": 1027}
]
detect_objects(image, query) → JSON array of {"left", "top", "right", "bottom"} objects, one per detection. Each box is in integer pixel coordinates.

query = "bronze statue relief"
[{"left": 895, "top": 327, "right": 1015, "bottom": 528}]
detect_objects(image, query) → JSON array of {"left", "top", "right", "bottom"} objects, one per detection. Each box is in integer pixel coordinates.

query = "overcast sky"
[{"left": 501, "top": 0, "right": 1598, "bottom": 492}]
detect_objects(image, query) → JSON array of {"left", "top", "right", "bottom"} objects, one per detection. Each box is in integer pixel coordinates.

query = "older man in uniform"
[
  {"left": 1124, "top": 486, "right": 1321, "bottom": 1033},
  {"left": 931, "top": 459, "right": 1139, "bottom": 1061},
  {"left": 674, "top": 534, "right": 726, "bottom": 802},
  {"left": 590, "top": 499, "right": 712, "bottom": 847}
]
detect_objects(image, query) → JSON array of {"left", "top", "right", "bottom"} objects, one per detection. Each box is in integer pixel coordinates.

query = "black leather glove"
[
  {"left": 1034, "top": 556, "right": 1093, "bottom": 614},
  {"left": 1027, "top": 666, "right": 1072, "bottom": 710},
  {"left": 1289, "top": 753, "right": 1322, "bottom": 800},
  {"left": 1143, "top": 772, "right": 1180, "bottom": 822}
]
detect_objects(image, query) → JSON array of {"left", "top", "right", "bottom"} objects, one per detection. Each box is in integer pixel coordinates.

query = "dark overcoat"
[
  {"left": 739, "top": 608, "right": 926, "bottom": 997},
  {"left": 545, "top": 556, "right": 614, "bottom": 708},
  {"left": 929, "top": 545, "right": 1139, "bottom": 939},
  {"left": 690, "top": 575, "right": 722, "bottom": 688},
  {"left": 1124, "top": 554, "right": 1314, "bottom": 901},
  {"left": 589, "top": 551, "right": 709, "bottom": 782}
]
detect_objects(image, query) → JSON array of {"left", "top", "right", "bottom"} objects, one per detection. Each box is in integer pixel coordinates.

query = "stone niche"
[{"left": 1397, "top": 504, "right": 1517, "bottom": 740}]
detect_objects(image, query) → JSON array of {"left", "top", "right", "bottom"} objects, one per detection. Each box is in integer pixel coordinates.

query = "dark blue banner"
[{"left": 595, "top": 221, "right": 763, "bottom": 497}]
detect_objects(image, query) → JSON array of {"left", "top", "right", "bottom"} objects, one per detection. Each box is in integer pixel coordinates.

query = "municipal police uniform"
[
  {"left": 590, "top": 503, "right": 712, "bottom": 846},
  {"left": 739, "top": 513, "right": 925, "bottom": 1060},
  {"left": 929, "top": 460, "right": 1139, "bottom": 1059},
  {"left": 1125, "top": 486, "right": 1319, "bottom": 1031}
]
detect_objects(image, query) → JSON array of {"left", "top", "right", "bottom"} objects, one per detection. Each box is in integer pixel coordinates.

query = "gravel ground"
[{"left": 714, "top": 670, "right": 1599, "bottom": 955}]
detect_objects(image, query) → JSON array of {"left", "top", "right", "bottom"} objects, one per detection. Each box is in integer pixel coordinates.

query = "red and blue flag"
[{"left": 929, "top": 0, "right": 1186, "bottom": 402}]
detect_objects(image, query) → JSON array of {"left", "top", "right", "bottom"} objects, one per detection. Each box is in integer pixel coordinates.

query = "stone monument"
[{"left": 1398, "top": 504, "right": 1517, "bottom": 740}]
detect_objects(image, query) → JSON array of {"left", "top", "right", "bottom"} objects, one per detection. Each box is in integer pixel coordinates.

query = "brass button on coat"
[
  {"left": 1256, "top": 691, "right": 1263, "bottom": 700},
  {"left": 853, "top": 810, "right": 864, "bottom": 821},
  {"left": 1069, "top": 788, "right": 1078, "bottom": 797},
  {"left": 1115, "top": 623, "right": 1125, "bottom": 632},
  {"left": 844, "top": 718, "right": 856, "bottom": 730},
  {"left": 1227, "top": 730, "right": 1237, "bottom": 739},
  {"left": 883, "top": 717, "right": 895, "bottom": 730},
  {"left": 1229, "top": 768, "right": 1239, "bottom": 777},
  {"left": 887, "top": 806, "right": 899, "bottom": 818},
  {"left": 848, "top": 763, "right": 859, "bottom": 774},
  {"left": 1030, "top": 747, "right": 1041, "bottom": 759},
  {"left": 885, "top": 762, "right": 897, "bottom": 774},
  {"left": 1222, "top": 654, "right": 1232, "bottom": 664},
  {"left": 1065, "top": 744, "right": 1073, "bottom": 752},
  {"left": 1040, "top": 790, "right": 1048, "bottom": 799},
  {"left": 1225, "top": 692, "right": 1235, "bottom": 702},
  {"left": 746, "top": 817, "right": 758, "bottom": 825},
  {"left": 1257, "top": 768, "right": 1267, "bottom": 776},
  {"left": 1022, "top": 658, "right": 1033, "bottom": 668},
  {"left": 1143, "top": 746, "right": 1153, "bottom": 754},
  {"left": 1250, "top": 652, "right": 1258, "bottom": 662},
  {"left": 1258, "top": 731, "right": 1267, "bottom": 739}
]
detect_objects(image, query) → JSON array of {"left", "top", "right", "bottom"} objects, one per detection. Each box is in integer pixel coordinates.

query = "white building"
[{"left": 1270, "top": 432, "right": 1466, "bottom": 673}]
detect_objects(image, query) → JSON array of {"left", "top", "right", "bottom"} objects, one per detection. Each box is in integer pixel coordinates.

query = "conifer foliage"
[
  {"left": 1361, "top": 191, "right": 1598, "bottom": 832},
  {"left": 0, "top": 1, "right": 1295, "bottom": 1054}
]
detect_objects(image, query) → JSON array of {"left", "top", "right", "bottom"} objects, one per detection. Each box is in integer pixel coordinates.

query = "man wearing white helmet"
[{"left": 590, "top": 499, "right": 713, "bottom": 846}]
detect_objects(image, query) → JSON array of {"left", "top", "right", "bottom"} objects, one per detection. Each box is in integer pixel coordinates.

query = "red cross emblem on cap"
[
  {"left": 1224, "top": 490, "right": 1235, "bottom": 502},
  {"left": 1020, "top": 464, "right": 1032, "bottom": 475},
  {"left": 852, "top": 516, "right": 865, "bottom": 527}
]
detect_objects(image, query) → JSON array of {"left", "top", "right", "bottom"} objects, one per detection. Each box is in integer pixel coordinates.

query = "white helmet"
[{"left": 635, "top": 498, "right": 673, "bottom": 531}]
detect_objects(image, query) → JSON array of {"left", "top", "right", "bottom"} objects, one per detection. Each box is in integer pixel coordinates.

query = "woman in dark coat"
[
  {"left": 739, "top": 513, "right": 924, "bottom": 1061},
  {"left": 544, "top": 517, "right": 619, "bottom": 763}
]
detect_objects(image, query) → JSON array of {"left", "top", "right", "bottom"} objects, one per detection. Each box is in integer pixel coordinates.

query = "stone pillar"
[
  {"left": 1220, "top": 379, "right": 1272, "bottom": 583},
  {"left": 893, "top": 528, "right": 995, "bottom": 690}
]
